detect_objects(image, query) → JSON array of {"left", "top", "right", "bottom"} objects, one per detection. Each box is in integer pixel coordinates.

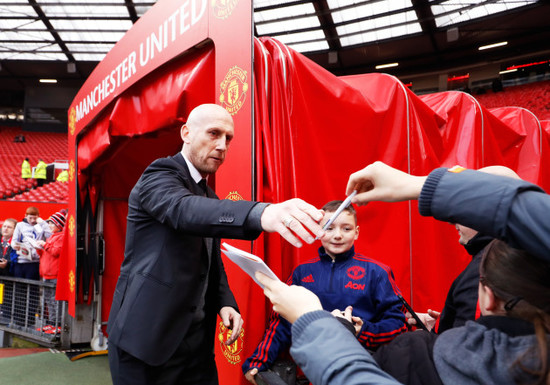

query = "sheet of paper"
[
  {"left": 23, "top": 236, "right": 43, "bottom": 250},
  {"left": 221, "top": 242, "right": 280, "bottom": 288},
  {"left": 14, "top": 242, "right": 33, "bottom": 261}
]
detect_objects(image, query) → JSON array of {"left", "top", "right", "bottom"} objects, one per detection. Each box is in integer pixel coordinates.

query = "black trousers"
[{"left": 109, "top": 322, "right": 218, "bottom": 385}]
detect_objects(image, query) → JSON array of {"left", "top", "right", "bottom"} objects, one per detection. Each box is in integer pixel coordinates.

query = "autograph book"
[{"left": 221, "top": 242, "right": 280, "bottom": 288}]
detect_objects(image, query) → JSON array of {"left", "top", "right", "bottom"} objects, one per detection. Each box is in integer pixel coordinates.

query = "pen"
[{"left": 315, "top": 190, "right": 357, "bottom": 240}]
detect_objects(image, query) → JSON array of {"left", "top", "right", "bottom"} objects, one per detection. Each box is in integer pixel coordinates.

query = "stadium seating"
[
  {"left": 0, "top": 127, "right": 68, "bottom": 202},
  {"left": 474, "top": 80, "right": 550, "bottom": 121}
]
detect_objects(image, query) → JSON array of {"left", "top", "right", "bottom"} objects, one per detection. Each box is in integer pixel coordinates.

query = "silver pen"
[{"left": 315, "top": 190, "right": 357, "bottom": 240}]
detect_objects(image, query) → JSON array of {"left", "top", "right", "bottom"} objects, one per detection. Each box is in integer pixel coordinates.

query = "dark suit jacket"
[{"left": 107, "top": 153, "right": 265, "bottom": 365}]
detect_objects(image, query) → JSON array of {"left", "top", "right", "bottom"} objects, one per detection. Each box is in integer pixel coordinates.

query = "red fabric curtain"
[{"left": 250, "top": 37, "right": 549, "bottom": 338}]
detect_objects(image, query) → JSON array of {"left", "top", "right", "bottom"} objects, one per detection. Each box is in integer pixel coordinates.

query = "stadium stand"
[
  {"left": 0, "top": 127, "right": 68, "bottom": 202},
  {"left": 474, "top": 80, "right": 550, "bottom": 121}
]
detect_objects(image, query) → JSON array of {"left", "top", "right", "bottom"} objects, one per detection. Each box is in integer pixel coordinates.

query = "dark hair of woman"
[{"left": 480, "top": 240, "right": 550, "bottom": 385}]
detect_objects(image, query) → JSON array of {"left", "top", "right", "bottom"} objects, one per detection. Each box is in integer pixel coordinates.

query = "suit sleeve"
[
  {"left": 137, "top": 158, "right": 265, "bottom": 240},
  {"left": 419, "top": 168, "right": 550, "bottom": 263},
  {"left": 357, "top": 268, "right": 407, "bottom": 349},
  {"left": 213, "top": 247, "right": 239, "bottom": 313},
  {"left": 291, "top": 311, "right": 400, "bottom": 385}
]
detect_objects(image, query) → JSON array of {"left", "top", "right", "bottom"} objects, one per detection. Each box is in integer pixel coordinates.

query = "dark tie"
[{"left": 198, "top": 179, "right": 208, "bottom": 196}]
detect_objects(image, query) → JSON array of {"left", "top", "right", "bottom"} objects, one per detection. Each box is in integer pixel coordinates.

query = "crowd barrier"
[{"left": 0, "top": 276, "right": 66, "bottom": 347}]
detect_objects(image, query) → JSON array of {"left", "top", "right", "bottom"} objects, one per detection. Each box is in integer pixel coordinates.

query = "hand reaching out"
[
  {"left": 260, "top": 198, "right": 324, "bottom": 248},
  {"left": 346, "top": 161, "right": 427, "bottom": 206}
]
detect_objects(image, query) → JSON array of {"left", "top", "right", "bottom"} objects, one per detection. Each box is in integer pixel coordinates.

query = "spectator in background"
[
  {"left": 0, "top": 218, "right": 17, "bottom": 324},
  {"left": 11, "top": 206, "right": 50, "bottom": 272},
  {"left": 56, "top": 170, "right": 69, "bottom": 182},
  {"left": 36, "top": 209, "right": 66, "bottom": 332},
  {"left": 21, "top": 158, "right": 31, "bottom": 180},
  {"left": 14, "top": 134, "right": 26, "bottom": 143},
  {"left": 35, "top": 159, "right": 47, "bottom": 187},
  {"left": 1, "top": 218, "right": 18, "bottom": 275},
  {"left": 11, "top": 206, "right": 50, "bottom": 327}
]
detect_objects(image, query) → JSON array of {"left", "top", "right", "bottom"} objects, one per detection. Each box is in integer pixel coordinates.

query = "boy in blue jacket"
[{"left": 243, "top": 200, "right": 407, "bottom": 383}]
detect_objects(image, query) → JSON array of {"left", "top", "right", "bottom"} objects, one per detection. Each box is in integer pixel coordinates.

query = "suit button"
[
  {"left": 200, "top": 274, "right": 206, "bottom": 281},
  {"left": 219, "top": 216, "right": 234, "bottom": 223},
  {"left": 190, "top": 306, "right": 197, "bottom": 312}
]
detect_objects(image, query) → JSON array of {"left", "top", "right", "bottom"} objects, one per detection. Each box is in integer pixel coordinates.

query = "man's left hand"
[{"left": 219, "top": 306, "right": 243, "bottom": 345}]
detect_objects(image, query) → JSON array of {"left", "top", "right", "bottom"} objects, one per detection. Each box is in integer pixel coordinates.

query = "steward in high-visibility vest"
[
  {"left": 35, "top": 159, "right": 48, "bottom": 186},
  {"left": 56, "top": 170, "right": 69, "bottom": 182},
  {"left": 21, "top": 158, "right": 32, "bottom": 179}
]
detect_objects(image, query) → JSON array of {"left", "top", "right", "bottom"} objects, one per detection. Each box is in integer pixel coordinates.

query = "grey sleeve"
[
  {"left": 419, "top": 168, "right": 550, "bottom": 262},
  {"left": 291, "top": 310, "right": 400, "bottom": 385}
]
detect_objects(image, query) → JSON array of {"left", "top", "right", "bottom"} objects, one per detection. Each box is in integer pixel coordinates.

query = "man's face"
[
  {"left": 321, "top": 210, "right": 359, "bottom": 259},
  {"left": 25, "top": 214, "right": 38, "bottom": 226},
  {"left": 1, "top": 221, "right": 15, "bottom": 239},
  {"left": 455, "top": 224, "right": 478, "bottom": 245},
  {"left": 182, "top": 107, "right": 234, "bottom": 177}
]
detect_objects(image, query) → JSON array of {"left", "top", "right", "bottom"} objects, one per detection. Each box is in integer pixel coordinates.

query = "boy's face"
[
  {"left": 321, "top": 210, "right": 359, "bottom": 258},
  {"left": 48, "top": 221, "right": 61, "bottom": 233},
  {"left": 25, "top": 214, "right": 38, "bottom": 225}
]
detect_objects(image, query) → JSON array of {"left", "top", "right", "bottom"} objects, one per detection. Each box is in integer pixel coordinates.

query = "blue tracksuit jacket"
[{"left": 242, "top": 246, "right": 407, "bottom": 373}]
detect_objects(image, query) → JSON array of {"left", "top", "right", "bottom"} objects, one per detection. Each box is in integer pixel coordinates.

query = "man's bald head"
[
  {"left": 180, "top": 104, "right": 235, "bottom": 177},
  {"left": 186, "top": 104, "right": 233, "bottom": 132}
]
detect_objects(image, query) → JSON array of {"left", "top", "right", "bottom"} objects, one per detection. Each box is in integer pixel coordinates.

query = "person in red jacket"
[{"left": 36, "top": 209, "right": 66, "bottom": 332}]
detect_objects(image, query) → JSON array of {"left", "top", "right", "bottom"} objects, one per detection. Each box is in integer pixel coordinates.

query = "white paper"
[
  {"left": 14, "top": 242, "right": 33, "bottom": 261},
  {"left": 221, "top": 242, "right": 280, "bottom": 288},
  {"left": 23, "top": 236, "right": 43, "bottom": 250}
]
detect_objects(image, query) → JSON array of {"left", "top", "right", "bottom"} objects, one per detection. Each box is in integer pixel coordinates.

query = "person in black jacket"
[
  {"left": 0, "top": 218, "right": 17, "bottom": 276},
  {"left": 107, "top": 104, "right": 325, "bottom": 385},
  {"left": 404, "top": 166, "right": 520, "bottom": 335}
]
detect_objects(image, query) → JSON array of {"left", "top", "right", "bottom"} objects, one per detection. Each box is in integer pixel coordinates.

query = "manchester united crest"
[
  {"left": 211, "top": 0, "right": 238, "bottom": 20},
  {"left": 218, "top": 321, "right": 245, "bottom": 365},
  {"left": 69, "top": 270, "right": 76, "bottom": 294},
  {"left": 219, "top": 66, "right": 248, "bottom": 115},
  {"left": 347, "top": 266, "right": 366, "bottom": 280},
  {"left": 225, "top": 191, "right": 244, "bottom": 201},
  {"left": 68, "top": 107, "right": 76, "bottom": 136},
  {"left": 69, "top": 160, "right": 75, "bottom": 182},
  {"left": 68, "top": 215, "right": 75, "bottom": 238}
]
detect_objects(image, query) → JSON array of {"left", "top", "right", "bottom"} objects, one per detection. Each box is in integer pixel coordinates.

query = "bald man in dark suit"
[{"left": 107, "top": 104, "right": 325, "bottom": 385}]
